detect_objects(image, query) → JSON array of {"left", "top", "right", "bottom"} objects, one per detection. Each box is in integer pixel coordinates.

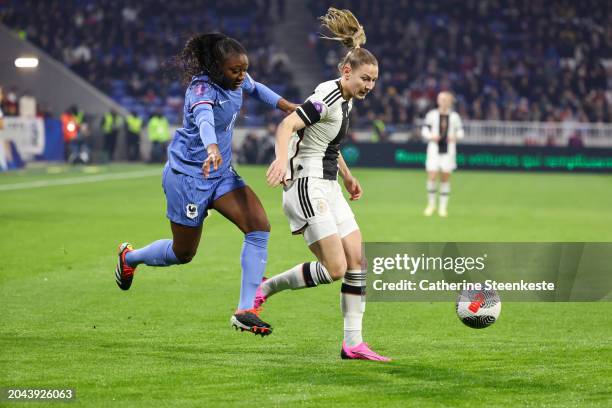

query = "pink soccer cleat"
[
  {"left": 253, "top": 277, "right": 268, "bottom": 309},
  {"left": 341, "top": 342, "right": 391, "bottom": 362}
]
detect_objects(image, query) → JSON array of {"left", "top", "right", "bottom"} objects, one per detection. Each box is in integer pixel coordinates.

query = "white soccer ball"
[{"left": 456, "top": 289, "right": 501, "bottom": 329}]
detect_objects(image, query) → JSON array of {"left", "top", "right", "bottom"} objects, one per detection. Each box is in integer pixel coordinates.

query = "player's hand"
[
  {"left": 277, "top": 98, "right": 299, "bottom": 114},
  {"left": 202, "top": 144, "right": 222, "bottom": 178},
  {"left": 343, "top": 176, "right": 362, "bottom": 201},
  {"left": 286, "top": 103, "right": 299, "bottom": 113},
  {"left": 431, "top": 134, "right": 440, "bottom": 142},
  {"left": 266, "top": 158, "right": 286, "bottom": 187},
  {"left": 448, "top": 135, "right": 457, "bottom": 142}
]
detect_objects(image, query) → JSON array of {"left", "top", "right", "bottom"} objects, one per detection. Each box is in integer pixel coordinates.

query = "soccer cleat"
[
  {"left": 340, "top": 341, "right": 391, "bottom": 362},
  {"left": 423, "top": 205, "right": 436, "bottom": 216},
  {"left": 438, "top": 208, "right": 448, "bottom": 217},
  {"left": 253, "top": 277, "right": 268, "bottom": 309},
  {"left": 230, "top": 308, "right": 272, "bottom": 337},
  {"left": 115, "top": 242, "right": 136, "bottom": 290}
]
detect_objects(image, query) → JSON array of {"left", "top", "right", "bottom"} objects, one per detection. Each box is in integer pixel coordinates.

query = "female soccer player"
[
  {"left": 421, "top": 91, "right": 464, "bottom": 217},
  {"left": 258, "top": 8, "right": 390, "bottom": 361},
  {"left": 115, "top": 33, "right": 298, "bottom": 336}
]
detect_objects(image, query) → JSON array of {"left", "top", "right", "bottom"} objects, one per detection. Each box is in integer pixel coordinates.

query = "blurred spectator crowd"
[
  {"left": 1, "top": 0, "right": 609, "bottom": 159},
  {"left": 308, "top": 0, "right": 611, "bottom": 127},
  {"left": 1, "top": 0, "right": 299, "bottom": 126}
]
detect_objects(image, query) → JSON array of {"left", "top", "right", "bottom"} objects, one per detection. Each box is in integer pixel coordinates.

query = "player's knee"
[
  {"left": 346, "top": 257, "right": 363, "bottom": 271},
  {"left": 323, "top": 257, "right": 347, "bottom": 281},
  {"left": 174, "top": 248, "right": 196, "bottom": 264},
  {"left": 244, "top": 216, "right": 271, "bottom": 233}
]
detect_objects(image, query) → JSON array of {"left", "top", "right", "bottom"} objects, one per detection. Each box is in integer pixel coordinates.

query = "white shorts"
[
  {"left": 282, "top": 177, "right": 358, "bottom": 245},
  {"left": 426, "top": 152, "right": 457, "bottom": 173}
]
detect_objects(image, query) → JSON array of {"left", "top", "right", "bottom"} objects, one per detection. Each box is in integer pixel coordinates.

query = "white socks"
[
  {"left": 439, "top": 181, "right": 450, "bottom": 211},
  {"left": 427, "top": 180, "right": 451, "bottom": 211},
  {"left": 341, "top": 269, "right": 366, "bottom": 347},
  {"left": 261, "top": 262, "right": 333, "bottom": 296},
  {"left": 263, "top": 264, "right": 366, "bottom": 348},
  {"left": 427, "top": 180, "right": 437, "bottom": 207}
]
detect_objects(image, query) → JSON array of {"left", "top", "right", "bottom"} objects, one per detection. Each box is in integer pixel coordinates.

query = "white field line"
[{"left": 0, "top": 169, "right": 161, "bottom": 191}]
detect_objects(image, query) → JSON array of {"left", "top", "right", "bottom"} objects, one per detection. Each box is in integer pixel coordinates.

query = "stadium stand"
[
  {"left": 1, "top": 0, "right": 300, "bottom": 125},
  {"left": 308, "top": 0, "right": 611, "bottom": 127}
]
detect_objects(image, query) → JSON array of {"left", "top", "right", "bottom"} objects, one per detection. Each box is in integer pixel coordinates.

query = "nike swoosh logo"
[{"left": 219, "top": 100, "right": 230, "bottom": 105}]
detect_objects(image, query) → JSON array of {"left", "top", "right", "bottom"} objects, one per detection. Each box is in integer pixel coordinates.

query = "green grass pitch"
[{"left": 1, "top": 164, "right": 611, "bottom": 407}]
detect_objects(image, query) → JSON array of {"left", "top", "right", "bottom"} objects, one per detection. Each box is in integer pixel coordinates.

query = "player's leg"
[
  {"left": 438, "top": 171, "right": 451, "bottom": 217},
  {"left": 256, "top": 231, "right": 343, "bottom": 300},
  {"left": 338, "top": 227, "right": 390, "bottom": 361},
  {"left": 257, "top": 179, "right": 340, "bottom": 301},
  {"left": 212, "top": 184, "right": 270, "bottom": 309},
  {"left": 211, "top": 177, "right": 272, "bottom": 335},
  {"left": 424, "top": 151, "right": 439, "bottom": 216},
  {"left": 116, "top": 222, "right": 201, "bottom": 290},
  {"left": 331, "top": 182, "right": 389, "bottom": 361},
  {"left": 424, "top": 170, "right": 438, "bottom": 216},
  {"left": 115, "top": 165, "right": 206, "bottom": 290}
]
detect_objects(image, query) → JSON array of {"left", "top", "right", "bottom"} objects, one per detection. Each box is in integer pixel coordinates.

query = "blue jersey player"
[{"left": 114, "top": 33, "right": 298, "bottom": 336}]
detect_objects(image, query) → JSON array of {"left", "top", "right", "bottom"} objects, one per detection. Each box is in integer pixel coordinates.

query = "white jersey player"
[
  {"left": 421, "top": 91, "right": 464, "bottom": 217},
  {"left": 256, "top": 7, "right": 390, "bottom": 361}
]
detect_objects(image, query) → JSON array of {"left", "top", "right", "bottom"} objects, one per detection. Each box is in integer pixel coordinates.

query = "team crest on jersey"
[
  {"left": 313, "top": 101, "right": 324, "bottom": 113},
  {"left": 186, "top": 203, "right": 198, "bottom": 219},
  {"left": 194, "top": 83, "right": 208, "bottom": 96}
]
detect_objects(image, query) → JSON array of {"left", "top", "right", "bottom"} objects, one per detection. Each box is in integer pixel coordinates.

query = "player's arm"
[
  {"left": 266, "top": 112, "right": 306, "bottom": 186},
  {"left": 421, "top": 112, "right": 439, "bottom": 142},
  {"left": 450, "top": 113, "right": 465, "bottom": 142},
  {"left": 338, "top": 153, "right": 362, "bottom": 200},
  {"left": 242, "top": 73, "right": 298, "bottom": 113},
  {"left": 193, "top": 103, "right": 221, "bottom": 178}
]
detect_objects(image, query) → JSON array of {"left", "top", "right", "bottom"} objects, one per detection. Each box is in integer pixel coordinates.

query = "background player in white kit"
[
  {"left": 257, "top": 8, "right": 390, "bottom": 361},
  {"left": 421, "top": 91, "right": 465, "bottom": 217}
]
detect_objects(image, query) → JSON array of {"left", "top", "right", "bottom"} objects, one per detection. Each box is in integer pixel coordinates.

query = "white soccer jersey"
[
  {"left": 421, "top": 109, "right": 464, "bottom": 156},
  {"left": 286, "top": 79, "right": 352, "bottom": 180}
]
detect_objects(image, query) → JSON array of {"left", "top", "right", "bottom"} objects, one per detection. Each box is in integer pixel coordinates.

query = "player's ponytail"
[
  {"left": 176, "top": 33, "right": 247, "bottom": 85},
  {"left": 319, "top": 7, "right": 377, "bottom": 73}
]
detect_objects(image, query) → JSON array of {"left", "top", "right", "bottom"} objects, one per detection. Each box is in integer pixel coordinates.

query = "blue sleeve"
[
  {"left": 188, "top": 80, "right": 217, "bottom": 112},
  {"left": 193, "top": 104, "right": 217, "bottom": 147},
  {"left": 188, "top": 81, "right": 218, "bottom": 147},
  {"left": 242, "top": 73, "right": 281, "bottom": 108}
]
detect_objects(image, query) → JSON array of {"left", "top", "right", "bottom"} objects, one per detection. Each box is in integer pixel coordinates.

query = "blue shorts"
[{"left": 162, "top": 163, "right": 246, "bottom": 227}]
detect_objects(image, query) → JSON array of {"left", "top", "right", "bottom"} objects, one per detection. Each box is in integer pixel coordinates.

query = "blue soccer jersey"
[{"left": 168, "top": 73, "right": 281, "bottom": 178}]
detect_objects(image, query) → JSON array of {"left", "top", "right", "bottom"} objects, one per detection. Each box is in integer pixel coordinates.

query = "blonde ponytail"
[
  {"left": 319, "top": 7, "right": 366, "bottom": 50},
  {"left": 319, "top": 7, "right": 378, "bottom": 73}
]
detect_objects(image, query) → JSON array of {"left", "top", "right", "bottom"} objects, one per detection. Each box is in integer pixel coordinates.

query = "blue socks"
[
  {"left": 124, "top": 233, "right": 268, "bottom": 311},
  {"left": 238, "top": 231, "right": 270, "bottom": 310},
  {"left": 125, "top": 239, "right": 179, "bottom": 267}
]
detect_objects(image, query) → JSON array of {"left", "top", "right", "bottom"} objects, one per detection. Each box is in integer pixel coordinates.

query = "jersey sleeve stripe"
[
  {"left": 327, "top": 93, "right": 343, "bottom": 106},
  {"left": 296, "top": 107, "right": 312, "bottom": 126},
  {"left": 322, "top": 89, "right": 341, "bottom": 104},
  {"left": 189, "top": 100, "right": 214, "bottom": 111}
]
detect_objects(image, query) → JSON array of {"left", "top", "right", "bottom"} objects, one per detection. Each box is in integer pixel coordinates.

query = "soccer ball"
[{"left": 456, "top": 289, "right": 501, "bottom": 329}]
